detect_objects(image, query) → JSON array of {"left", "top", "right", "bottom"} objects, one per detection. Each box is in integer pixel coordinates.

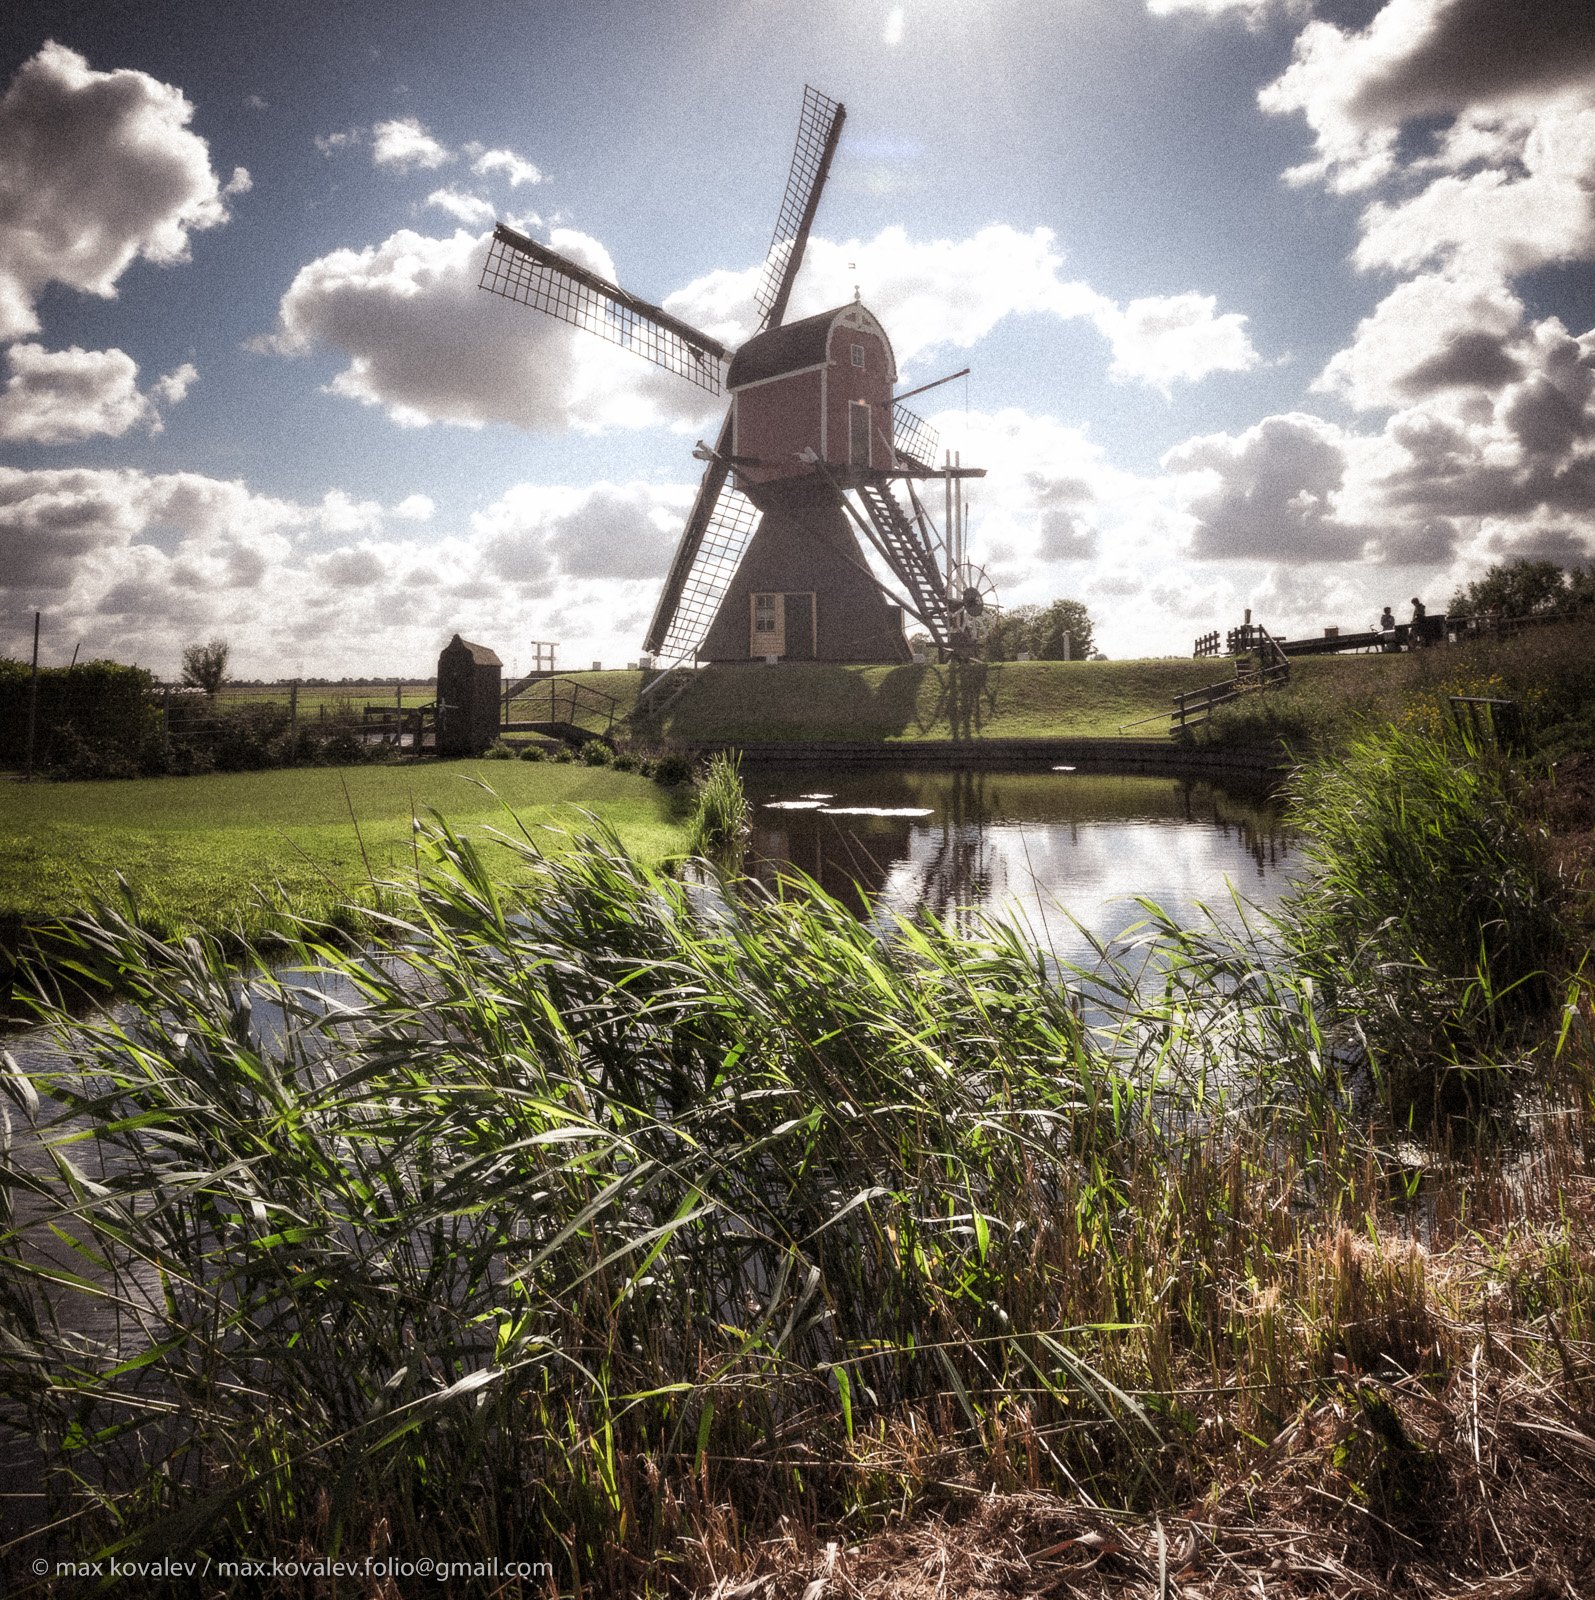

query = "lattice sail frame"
[
  {"left": 891, "top": 403, "right": 940, "bottom": 471},
  {"left": 479, "top": 225, "right": 729, "bottom": 393},
  {"left": 652, "top": 478, "right": 762, "bottom": 662},
  {"left": 754, "top": 86, "right": 845, "bottom": 330}
]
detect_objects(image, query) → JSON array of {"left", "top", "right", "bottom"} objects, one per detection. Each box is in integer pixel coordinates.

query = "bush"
[
  {"left": 649, "top": 752, "right": 692, "bottom": 787},
  {"left": 480, "top": 742, "right": 518, "bottom": 760},
  {"left": 609, "top": 749, "right": 638, "bottom": 773},
  {"left": 578, "top": 739, "right": 613, "bottom": 767},
  {"left": 0, "top": 659, "right": 160, "bottom": 771},
  {"left": 518, "top": 743, "right": 546, "bottom": 762}
]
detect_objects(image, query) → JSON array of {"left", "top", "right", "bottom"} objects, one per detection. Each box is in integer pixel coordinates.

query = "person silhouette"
[{"left": 1379, "top": 606, "right": 1395, "bottom": 631}]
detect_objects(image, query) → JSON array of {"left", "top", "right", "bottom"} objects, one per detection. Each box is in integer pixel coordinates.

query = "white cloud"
[
  {"left": 468, "top": 145, "right": 543, "bottom": 187},
  {"left": 392, "top": 493, "right": 435, "bottom": 521},
  {"left": 1147, "top": 0, "right": 1303, "bottom": 22},
  {"left": 1352, "top": 100, "right": 1595, "bottom": 279},
  {"left": 1262, "top": 0, "right": 1595, "bottom": 194},
  {"left": 0, "top": 41, "right": 238, "bottom": 340},
  {"left": 1314, "top": 273, "right": 1529, "bottom": 410},
  {"left": 0, "top": 343, "right": 197, "bottom": 443},
  {"left": 883, "top": 7, "right": 905, "bottom": 46},
  {"left": 151, "top": 361, "right": 198, "bottom": 407},
  {"left": 0, "top": 466, "right": 693, "bottom": 677},
  {"left": 371, "top": 116, "right": 452, "bottom": 171},
  {"left": 1094, "top": 292, "right": 1261, "bottom": 392},
  {"left": 426, "top": 187, "right": 495, "bottom": 225},
  {"left": 667, "top": 224, "right": 1260, "bottom": 388},
  {"left": 262, "top": 225, "right": 720, "bottom": 433}
]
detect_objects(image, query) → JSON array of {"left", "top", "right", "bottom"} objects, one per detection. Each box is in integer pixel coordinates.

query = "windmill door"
[{"left": 751, "top": 592, "right": 784, "bottom": 657}]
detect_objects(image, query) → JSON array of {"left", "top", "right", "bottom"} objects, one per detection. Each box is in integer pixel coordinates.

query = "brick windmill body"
[{"left": 478, "top": 88, "right": 992, "bottom": 675}]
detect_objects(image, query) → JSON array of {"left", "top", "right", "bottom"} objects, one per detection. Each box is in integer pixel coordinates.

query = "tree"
[
  {"left": 1447, "top": 559, "right": 1568, "bottom": 619},
  {"left": 181, "top": 638, "right": 230, "bottom": 697},
  {"left": 981, "top": 599, "right": 1095, "bottom": 662}
]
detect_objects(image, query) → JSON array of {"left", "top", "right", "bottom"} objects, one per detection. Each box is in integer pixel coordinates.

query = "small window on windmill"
[
  {"left": 851, "top": 343, "right": 865, "bottom": 368},
  {"left": 753, "top": 593, "right": 778, "bottom": 633},
  {"left": 848, "top": 400, "right": 871, "bottom": 467}
]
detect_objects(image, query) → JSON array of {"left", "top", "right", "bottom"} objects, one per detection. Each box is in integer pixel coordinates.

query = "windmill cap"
[{"left": 726, "top": 303, "right": 895, "bottom": 389}]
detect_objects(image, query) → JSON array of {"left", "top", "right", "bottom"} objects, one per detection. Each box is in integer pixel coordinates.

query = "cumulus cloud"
[
  {"left": 1314, "top": 273, "right": 1529, "bottom": 409},
  {"left": 1165, "top": 412, "right": 1373, "bottom": 561},
  {"left": 371, "top": 116, "right": 452, "bottom": 171},
  {"left": 1262, "top": 0, "right": 1595, "bottom": 193},
  {"left": 667, "top": 224, "right": 1260, "bottom": 389},
  {"left": 0, "top": 41, "right": 241, "bottom": 340},
  {"left": 426, "top": 187, "right": 495, "bottom": 225},
  {"left": 1352, "top": 101, "right": 1595, "bottom": 279},
  {"left": 261, "top": 225, "right": 713, "bottom": 432},
  {"left": 1147, "top": 0, "right": 1304, "bottom": 23},
  {"left": 0, "top": 343, "right": 195, "bottom": 443},
  {"left": 467, "top": 145, "right": 543, "bottom": 187},
  {"left": 1094, "top": 292, "right": 1260, "bottom": 392},
  {"left": 0, "top": 466, "right": 693, "bottom": 676}
]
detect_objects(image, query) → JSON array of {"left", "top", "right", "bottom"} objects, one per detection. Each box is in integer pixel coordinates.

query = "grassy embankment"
[{"left": 0, "top": 761, "right": 689, "bottom": 946}]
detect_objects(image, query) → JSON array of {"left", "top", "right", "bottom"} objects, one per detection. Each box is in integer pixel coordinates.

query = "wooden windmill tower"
[{"left": 477, "top": 87, "right": 991, "bottom": 673}]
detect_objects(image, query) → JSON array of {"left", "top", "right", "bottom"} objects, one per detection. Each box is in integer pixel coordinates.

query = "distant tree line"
[
  {"left": 1448, "top": 558, "right": 1595, "bottom": 620},
  {"left": 980, "top": 599, "right": 1097, "bottom": 662}
]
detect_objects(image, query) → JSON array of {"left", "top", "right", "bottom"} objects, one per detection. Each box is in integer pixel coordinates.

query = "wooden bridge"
[{"left": 499, "top": 675, "right": 619, "bottom": 749}]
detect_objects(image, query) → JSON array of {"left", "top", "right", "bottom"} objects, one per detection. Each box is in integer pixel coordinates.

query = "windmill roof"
[{"left": 727, "top": 304, "right": 879, "bottom": 389}]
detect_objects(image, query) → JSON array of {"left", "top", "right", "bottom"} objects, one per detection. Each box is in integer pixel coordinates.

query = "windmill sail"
[
  {"left": 644, "top": 87, "right": 844, "bottom": 661},
  {"left": 644, "top": 435, "right": 762, "bottom": 659},
  {"left": 479, "top": 225, "right": 729, "bottom": 392},
  {"left": 754, "top": 87, "right": 845, "bottom": 332}
]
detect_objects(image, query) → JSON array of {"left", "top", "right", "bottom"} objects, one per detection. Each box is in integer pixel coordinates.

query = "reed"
[
  {"left": 686, "top": 750, "right": 752, "bottom": 857},
  {"left": 1280, "top": 722, "right": 1569, "bottom": 1120}
]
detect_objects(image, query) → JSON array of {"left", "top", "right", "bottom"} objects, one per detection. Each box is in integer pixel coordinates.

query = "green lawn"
[{"left": 0, "top": 761, "right": 689, "bottom": 942}]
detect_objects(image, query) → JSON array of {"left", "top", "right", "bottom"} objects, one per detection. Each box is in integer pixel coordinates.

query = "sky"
[{"left": 1, "top": 0, "right": 1592, "bottom": 678}]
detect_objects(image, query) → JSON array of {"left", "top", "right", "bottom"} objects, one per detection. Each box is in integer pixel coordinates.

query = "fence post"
[{"left": 289, "top": 681, "right": 299, "bottom": 762}]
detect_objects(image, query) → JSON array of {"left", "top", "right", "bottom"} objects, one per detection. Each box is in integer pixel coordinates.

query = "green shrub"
[
  {"left": 518, "top": 742, "right": 546, "bottom": 761},
  {"left": 609, "top": 748, "right": 638, "bottom": 772},
  {"left": 578, "top": 738, "right": 613, "bottom": 767},
  {"left": 480, "top": 741, "right": 518, "bottom": 760},
  {"left": 649, "top": 751, "right": 692, "bottom": 786}
]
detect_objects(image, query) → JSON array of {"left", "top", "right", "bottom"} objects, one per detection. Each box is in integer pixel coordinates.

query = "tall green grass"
[
  {"left": 685, "top": 751, "right": 751, "bottom": 858},
  {"left": 1281, "top": 723, "right": 1568, "bottom": 1120}
]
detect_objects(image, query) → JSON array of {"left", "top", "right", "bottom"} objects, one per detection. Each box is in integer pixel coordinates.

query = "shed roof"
[
  {"left": 726, "top": 303, "right": 893, "bottom": 389},
  {"left": 443, "top": 634, "right": 502, "bottom": 667}
]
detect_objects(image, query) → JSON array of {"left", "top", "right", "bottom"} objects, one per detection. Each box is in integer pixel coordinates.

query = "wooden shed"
[{"left": 436, "top": 634, "right": 502, "bottom": 756}]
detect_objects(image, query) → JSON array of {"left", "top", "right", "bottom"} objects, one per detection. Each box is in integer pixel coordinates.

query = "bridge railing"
[{"left": 502, "top": 675, "right": 618, "bottom": 737}]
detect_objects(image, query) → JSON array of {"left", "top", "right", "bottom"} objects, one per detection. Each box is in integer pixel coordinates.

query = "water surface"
[{"left": 745, "top": 764, "right": 1295, "bottom": 962}]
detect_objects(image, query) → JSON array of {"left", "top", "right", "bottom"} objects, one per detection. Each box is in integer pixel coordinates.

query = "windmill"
[{"left": 477, "top": 87, "right": 991, "bottom": 679}]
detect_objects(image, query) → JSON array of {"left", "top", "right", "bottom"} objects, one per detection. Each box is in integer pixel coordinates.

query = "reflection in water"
[{"left": 746, "top": 765, "right": 1296, "bottom": 961}]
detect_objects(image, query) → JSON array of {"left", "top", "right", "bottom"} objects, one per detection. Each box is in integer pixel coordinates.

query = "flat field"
[{"left": 0, "top": 760, "right": 689, "bottom": 941}]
